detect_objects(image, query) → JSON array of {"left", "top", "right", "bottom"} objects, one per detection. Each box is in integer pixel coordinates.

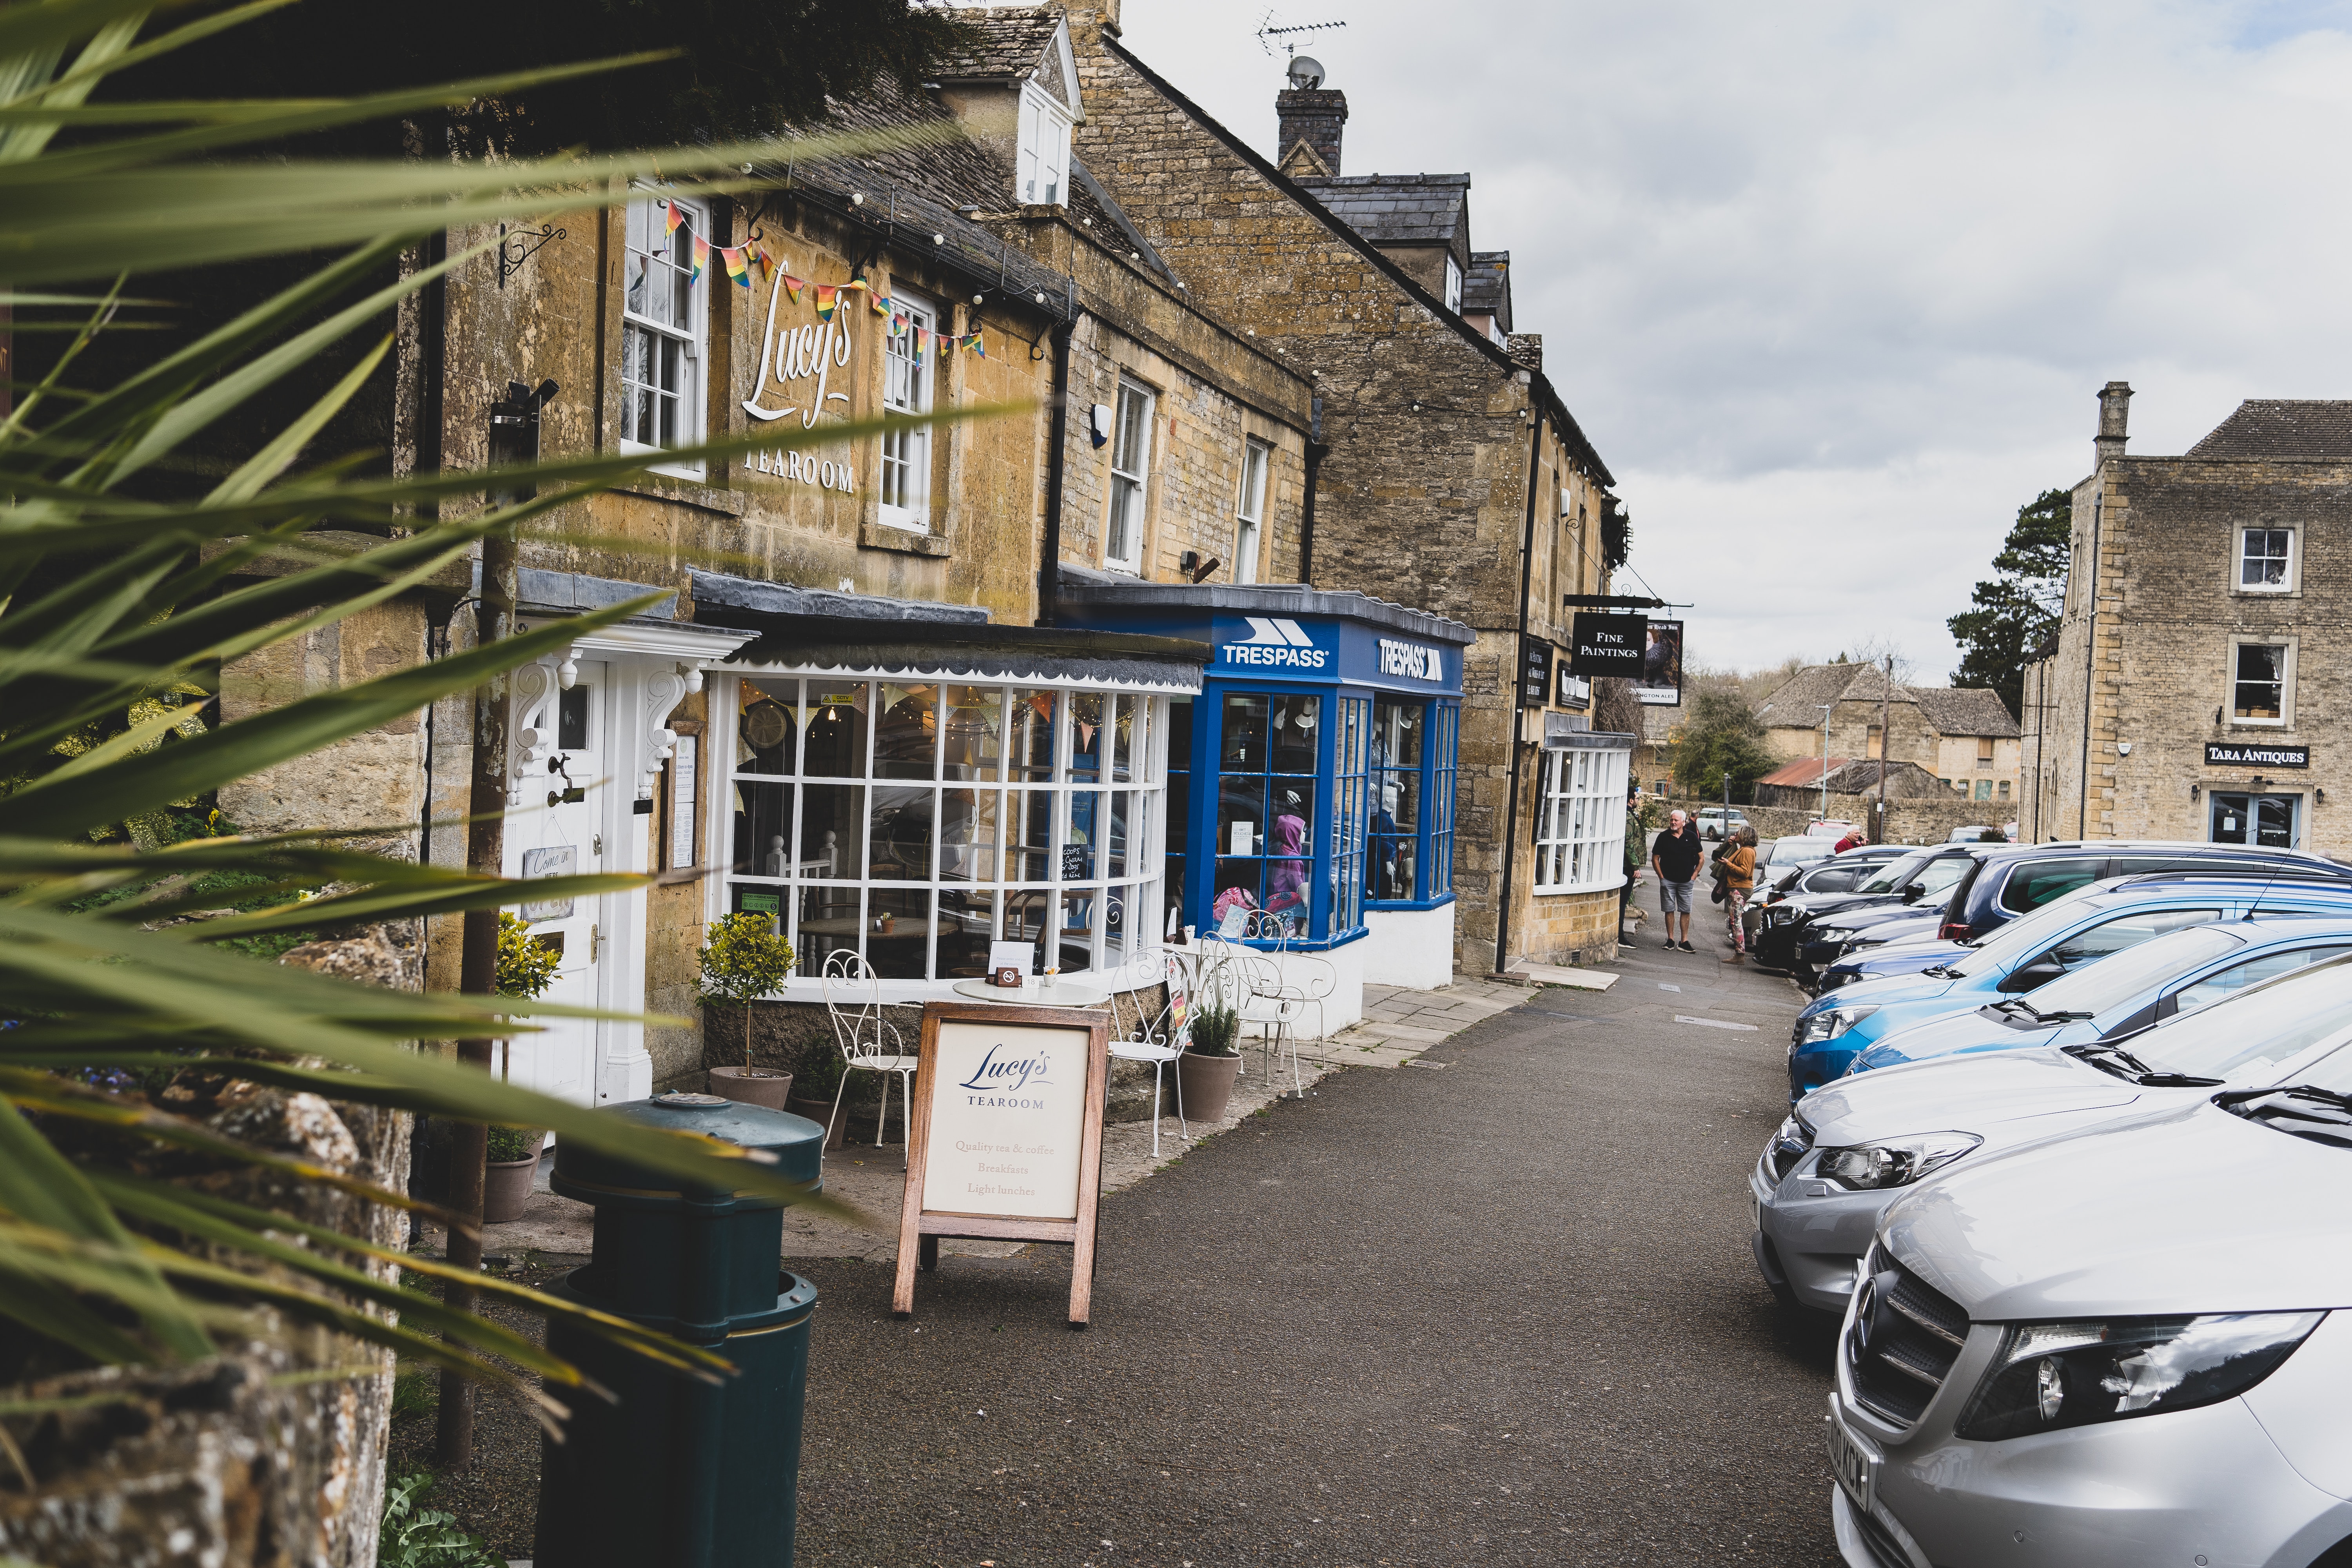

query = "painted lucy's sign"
[
  {"left": 742, "top": 268, "right": 858, "bottom": 431},
  {"left": 920, "top": 1021, "right": 1086, "bottom": 1220}
]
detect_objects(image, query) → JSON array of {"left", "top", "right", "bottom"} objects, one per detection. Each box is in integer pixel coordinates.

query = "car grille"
[
  {"left": 1851, "top": 1504, "right": 1915, "bottom": 1568},
  {"left": 1769, "top": 1118, "right": 1814, "bottom": 1180},
  {"left": 1845, "top": 1250, "right": 1970, "bottom": 1427}
]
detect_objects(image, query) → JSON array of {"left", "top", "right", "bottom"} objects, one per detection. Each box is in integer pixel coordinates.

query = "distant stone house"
[
  {"left": 1755, "top": 664, "right": 2022, "bottom": 808},
  {"left": 1752, "top": 757, "right": 1944, "bottom": 813},
  {"left": 2023, "top": 386, "right": 2352, "bottom": 853}
]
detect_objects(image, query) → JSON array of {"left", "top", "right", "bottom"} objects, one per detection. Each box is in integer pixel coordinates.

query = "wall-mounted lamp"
[
  {"left": 2190, "top": 783, "right": 2201, "bottom": 801},
  {"left": 2319, "top": 788, "right": 2328, "bottom": 806}
]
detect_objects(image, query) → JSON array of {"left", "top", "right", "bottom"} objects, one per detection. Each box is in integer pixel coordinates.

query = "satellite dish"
[{"left": 1287, "top": 54, "right": 1326, "bottom": 89}]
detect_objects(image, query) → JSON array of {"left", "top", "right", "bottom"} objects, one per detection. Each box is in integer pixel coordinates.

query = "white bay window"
[{"left": 1533, "top": 744, "right": 1630, "bottom": 893}]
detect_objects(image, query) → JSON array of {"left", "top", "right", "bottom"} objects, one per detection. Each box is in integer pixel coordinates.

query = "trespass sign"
[{"left": 1218, "top": 616, "right": 1333, "bottom": 671}]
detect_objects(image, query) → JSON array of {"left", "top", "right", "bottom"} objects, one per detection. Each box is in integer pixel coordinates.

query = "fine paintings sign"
[
  {"left": 2207, "top": 741, "right": 2311, "bottom": 768},
  {"left": 893, "top": 1002, "right": 1110, "bottom": 1326},
  {"left": 1517, "top": 637, "right": 1554, "bottom": 708},
  {"left": 1570, "top": 612, "right": 1648, "bottom": 678}
]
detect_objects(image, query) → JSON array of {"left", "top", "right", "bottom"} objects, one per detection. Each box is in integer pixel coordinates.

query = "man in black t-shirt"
[{"left": 1650, "top": 809, "right": 1703, "bottom": 952}]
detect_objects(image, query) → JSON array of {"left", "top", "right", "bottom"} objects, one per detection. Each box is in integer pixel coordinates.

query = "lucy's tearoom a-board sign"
[{"left": 892, "top": 1001, "right": 1110, "bottom": 1328}]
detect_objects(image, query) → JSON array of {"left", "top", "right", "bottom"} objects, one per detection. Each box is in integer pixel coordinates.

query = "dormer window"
[
  {"left": 1018, "top": 83, "right": 1071, "bottom": 206},
  {"left": 1443, "top": 255, "right": 1463, "bottom": 313}
]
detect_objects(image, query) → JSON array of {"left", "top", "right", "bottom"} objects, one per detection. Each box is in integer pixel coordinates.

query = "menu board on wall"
[
  {"left": 892, "top": 1002, "right": 1110, "bottom": 1327},
  {"left": 668, "top": 733, "right": 698, "bottom": 868}
]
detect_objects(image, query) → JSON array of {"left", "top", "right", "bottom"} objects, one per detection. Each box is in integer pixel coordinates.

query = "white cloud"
[{"left": 1116, "top": 0, "right": 2352, "bottom": 679}]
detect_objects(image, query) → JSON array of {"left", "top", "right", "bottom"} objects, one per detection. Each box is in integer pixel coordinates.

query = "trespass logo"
[{"left": 1221, "top": 617, "right": 1330, "bottom": 670}]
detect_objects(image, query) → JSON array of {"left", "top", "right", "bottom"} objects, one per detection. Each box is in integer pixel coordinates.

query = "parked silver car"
[
  {"left": 1827, "top": 1072, "right": 2352, "bottom": 1567},
  {"left": 1756, "top": 936, "right": 2352, "bottom": 1314}
]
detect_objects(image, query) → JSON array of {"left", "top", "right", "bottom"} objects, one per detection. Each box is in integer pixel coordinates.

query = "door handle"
[{"left": 590, "top": 924, "right": 599, "bottom": 963}]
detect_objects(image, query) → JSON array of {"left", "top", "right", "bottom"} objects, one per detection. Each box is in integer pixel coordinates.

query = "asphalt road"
[{"left": 791, "top": 936, "right": 1840, "bottom": 1568}]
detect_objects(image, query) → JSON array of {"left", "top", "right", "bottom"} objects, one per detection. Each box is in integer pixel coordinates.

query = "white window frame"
[
  {"left": 878, "top": 291, "right": 936, "bottom": 532},
  {"left": 1234, "top": 437, "right": 1270, "bottom": 585},
  {"left": 2238, "top": 524, "right": 2297, "bottom": 594},
  {"left": 2228, "top": 635, "right": 2296, "bottom": 728},
  {"left": 1533, "top": 744, "right": 1630, "bottom": 894},
  {"left": 1443, "top": 254, "right": 1463, "bottom": 313},
  {"left": 1105, "top": 379, "right": 1154, "bottom": 573},
  {"left": 714, "top": 671, "right": 1175, "bottom": 1002},
  {"left": 619, "top": 192, "right": 708, "bottom": 480},
  {"left": 1017, "top": 82, "right": 1072, "bottom": 207}
]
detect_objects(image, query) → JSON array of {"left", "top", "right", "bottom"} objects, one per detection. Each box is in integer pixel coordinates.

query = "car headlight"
[
  {"left": 1956, "top": 1312, "right": 2325, "bottom": 1441},
  {"left": 1793, "top": 1005, "right": 1878, "bottom": 1045},
  {"left": 1812, "top": 926, "right": 1856, "bottom": 944},
  {"left": 1813, "top": 1131, "right": 1980, "bottom": 1190}
]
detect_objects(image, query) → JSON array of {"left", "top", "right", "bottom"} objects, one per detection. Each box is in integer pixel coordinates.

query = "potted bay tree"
[
  {"left": 484, "top": 912, "right": 560, "bottom": 1223},
  {"left": 700, "top": 911, "right": 797, "bottom": 1109}
]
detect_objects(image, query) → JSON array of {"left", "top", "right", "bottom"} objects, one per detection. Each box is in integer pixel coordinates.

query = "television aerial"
[{"left": 1256, "top": 11, "right": 1347, "bottom": 59}]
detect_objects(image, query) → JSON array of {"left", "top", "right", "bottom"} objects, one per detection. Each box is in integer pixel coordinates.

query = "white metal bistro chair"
[
  {"left": 1200, "top": 929, "right": 1307, "bottom": 1099},
  {"left": 1107, "top": 951, "right": 1190, "bottom": 1157},
  {"left": 820, "top": 948, "right": 919, "bottom": 1163},
  {"left": 1247, "top": 913, "right": 1339, "bottom": 1071}
]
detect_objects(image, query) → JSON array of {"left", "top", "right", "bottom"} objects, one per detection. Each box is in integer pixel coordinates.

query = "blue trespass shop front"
[{"left": 1058, "top": 575, "right": 1472, "bottom": 1025}]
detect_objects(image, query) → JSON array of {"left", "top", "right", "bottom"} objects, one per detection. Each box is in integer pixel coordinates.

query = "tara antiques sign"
[{"left": 2206, "top": 742, "right": 2311, "bottom": 768}]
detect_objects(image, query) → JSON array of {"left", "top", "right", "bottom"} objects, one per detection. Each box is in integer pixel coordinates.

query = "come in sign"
[{"left": 892, "top": 1001, "right": 1110, "bottom": 1327}]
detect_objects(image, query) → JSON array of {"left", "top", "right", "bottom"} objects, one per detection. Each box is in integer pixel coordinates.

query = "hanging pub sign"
[
  {"left": 893, "top": 1001, "right": 1111, "bottom": 1328},
  {"left": 1570, "top": 612, "right": 1648, "bottom": 678},
  {"left": 1635, "top": 618, "right": 1685, "bottom": 708},
  {"left": 1517, "top": 637, "right": 1554, "bottom": 708},
  {"left": 2206, "top": 741, "right": 2310, "bottom": 768}
]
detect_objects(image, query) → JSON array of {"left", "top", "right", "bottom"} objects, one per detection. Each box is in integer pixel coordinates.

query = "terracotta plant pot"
[
  {"left": 482, "top": 1156, "right": 538, "bottom": 1225},
  {"left": 1177, "top": 1051, "right": 1242, "bottom": 1125},
  {"left": 708, "top": 1065, "right": 794, "bottom": 1111},
  {"left": 786, "top": 1095, "right": 849, "bottom": 1151}
]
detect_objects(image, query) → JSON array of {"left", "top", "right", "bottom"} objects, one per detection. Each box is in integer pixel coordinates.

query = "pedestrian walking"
[
  {"left": 1619, "top": 786, "right": 1644, "bottom": 937},
  {"left": 1719, "top": 826, "right": 1757, "bottom": 963},
  {"left": 1650, "top": 808, "right": 1702, "bottom": 951}
]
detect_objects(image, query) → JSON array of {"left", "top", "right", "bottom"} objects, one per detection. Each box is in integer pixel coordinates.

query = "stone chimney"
[
  {"left": 2095, "top": 380, "right": 2132, "bottom": 467},
  {"left": 1276, "top": 86, "right": 1347, "bottom": 178},
  {"left": 1507, "top": 333, "right": 1543, "bottom": 373}
]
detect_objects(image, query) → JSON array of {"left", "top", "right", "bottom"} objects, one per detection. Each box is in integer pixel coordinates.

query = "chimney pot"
[
  {"left": 1276, "top": 85, "right": 1348, "bottom": 177},
  {"left": 2094, "top": 379, "right": 2132, "bottom": 467},
  {"left": 1507, "top": 333, "right": 1543, "bottom": 373}
]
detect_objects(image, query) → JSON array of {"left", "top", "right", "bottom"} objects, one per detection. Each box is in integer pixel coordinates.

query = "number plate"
[{"left": 1826, "top": 1397, "right": 1875, "bottom": 1515}]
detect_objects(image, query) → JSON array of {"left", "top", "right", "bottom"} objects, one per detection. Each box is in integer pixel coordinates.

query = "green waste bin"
[{"left": 534, "top": 1092, "right": 824, "bottom": 1568}]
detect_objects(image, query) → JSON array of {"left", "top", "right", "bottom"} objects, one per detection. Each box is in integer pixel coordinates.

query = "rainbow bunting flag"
[
  {"left": 665, "top": 200, "right": 686, "bottom": 236},
  {"left": 912, "top": 326, "right": 927, "bottom": 365},
  {"left": 889, "top": 311, "right": 908, "bottom": 337},
  {"left": 869, "top": 291, "right": 890, "bottom": 317},
  {"left": 840, "top": 279, "right": 869, "bottom": 293},
  {"left": 780, "top": 272, "right": 806, "bottom": 303},
  {"left": 961, "top": 332, "right": 985, "bottom": 358},
  {"left": 815, "top": 284, "right": 837, "bottom": 321},
  {"left": 690, "top": 232, "right": 708, "bottom": 284},
  {"left": 752, "top": 245, "right": 777, "bottom": 284},
  {"left": 722, "top": 245, "right": 751, "bottom": 288}
]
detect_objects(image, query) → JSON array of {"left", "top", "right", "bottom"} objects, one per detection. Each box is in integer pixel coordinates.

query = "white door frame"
[{"left": 514, "top": 615, "right": 755, "bottom": 1105}]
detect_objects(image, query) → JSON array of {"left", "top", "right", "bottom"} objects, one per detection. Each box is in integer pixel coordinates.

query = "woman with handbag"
[{"left": 1718, "top": 826, "right": 1757, "bottom": 963}]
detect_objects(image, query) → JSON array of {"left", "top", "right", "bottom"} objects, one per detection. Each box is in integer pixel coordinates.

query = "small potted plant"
[
  {"left": 1178, "top": 993, "right": 1243, "bottom": 1125},
  {"left": 699, "top": 910, "right": 797, "bottom": 1109},
  {"left": 483, "top": 911, "right": 558, "bottom": 1222}
]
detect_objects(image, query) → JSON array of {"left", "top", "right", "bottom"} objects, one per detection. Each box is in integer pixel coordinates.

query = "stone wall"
[{"left": 1743, "top": 796, "right": 2012, "bottom": 846}]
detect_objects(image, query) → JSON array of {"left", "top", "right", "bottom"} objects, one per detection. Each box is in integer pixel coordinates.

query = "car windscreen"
[
  {"left": 1944, "top": 882, "right": 2119, "bottom": 975},
  {"left": 1911, "top": 855, "right": 1974, "bottom": 898},
  {"left": 2132, "top": 954, "right": 2352, "bottom": 1081},
  {"left": 2019, "top": 925, "right": 2245, "bottom": 1018},
  {"left": 1858, "top": 853, "right": 1933, "bottom": 894},
  {"left": 1768, "top": 838, "right": 1832, "bottom": 866}
]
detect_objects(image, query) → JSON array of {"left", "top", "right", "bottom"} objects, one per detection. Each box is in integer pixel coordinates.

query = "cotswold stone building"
[
  {"left": 1063, "top": 4, "right": 1633, "bottom": 972},
  {"left": 1755, "top": 664, "right": 2022, "bottom": 810},
  {"left": 2023, "top": 386, "right": 2352, "bottom": 853}
]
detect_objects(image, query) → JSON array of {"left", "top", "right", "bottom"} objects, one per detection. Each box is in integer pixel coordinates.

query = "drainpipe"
[
  {"left": 1299, "top": 394, "right": 1326, "bottom": 585},
  {"left": 1493, "top": 406, "right": 1546, "bottom": 978},
  {"left": 1035, "top": 318, "right": 1075, "bottom": 626},
  {"left": 2079, "top": 488, "right": 2101, "bottom": 840}
]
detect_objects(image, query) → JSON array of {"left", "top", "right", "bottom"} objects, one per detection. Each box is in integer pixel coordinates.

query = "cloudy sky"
[{"left": 1117, "top": 0, "right": 2352, "bottom": 683}]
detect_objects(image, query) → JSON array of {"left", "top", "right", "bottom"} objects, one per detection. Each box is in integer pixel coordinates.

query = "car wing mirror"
[
  {"left": 1900, "top": 885, "right": 1924, "bottom": 904},
  {"left": 1997, "top": 957, "right": 2066, "bottom": 993}
]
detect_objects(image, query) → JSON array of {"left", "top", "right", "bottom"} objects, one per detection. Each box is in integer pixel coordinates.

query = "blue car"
[
  {"left": 1847, "top": 915, "right": 2352, "bottom": 1074},
  {"left": 1783, "top": 875, "right": 2352, "bottom": 1100}
]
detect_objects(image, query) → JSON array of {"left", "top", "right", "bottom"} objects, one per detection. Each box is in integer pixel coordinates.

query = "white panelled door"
[{"left": 503, "top": 659, "right": 606, "bottom": 1105}]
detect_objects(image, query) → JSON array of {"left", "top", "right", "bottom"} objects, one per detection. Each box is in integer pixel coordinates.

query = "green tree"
[
  {"left": 1948, "top": 488, "right": 2073, "bottom": 720},
  {"left": 1670, "top": 689, "right": 1779, "bottom": 802}
]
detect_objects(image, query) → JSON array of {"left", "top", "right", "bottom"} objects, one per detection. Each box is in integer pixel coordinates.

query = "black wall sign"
[
  {"left": 1518, "top": 638, "right": 1554, "bottom": 708},
  {"left": 1570, "top": 612, "right": 1649, "bottom": 677},
  {"left": 2206, "top": 741, "right": 2310, "bottom": 768}
]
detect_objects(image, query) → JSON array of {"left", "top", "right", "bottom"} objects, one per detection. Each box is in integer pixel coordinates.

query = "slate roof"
[
  {"left": 1755, "top": 664, "right": 2018, "bottom": 738},
  {"left": 1914, "top": 686, "right": 2018, "bottom": 739},
  {"left": 1462, "top": 250, "right": 1510, "bottom": 327},
  {"left": 934, "top": 7, "right": 1064, "bottom": 87},
  {"left": 1291, "top": 172, "right": 1469, "bottom": 247},
  {"left": 760, "top": 72, "right": 1171, "bottom": 306},
  {"left": 2185, "top": 401, "right": 2352, "bottom": 461}
]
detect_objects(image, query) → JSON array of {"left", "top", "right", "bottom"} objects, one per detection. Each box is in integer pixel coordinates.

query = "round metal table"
[{"left": 948, "top": 977, "right": 1113, "bottom": 1010}]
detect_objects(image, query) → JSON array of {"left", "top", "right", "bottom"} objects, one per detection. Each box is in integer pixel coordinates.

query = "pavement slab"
[{"left": 782, "top": 935, "right": 1841, "bottom": 1566}]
